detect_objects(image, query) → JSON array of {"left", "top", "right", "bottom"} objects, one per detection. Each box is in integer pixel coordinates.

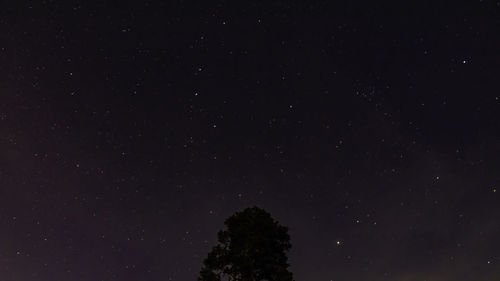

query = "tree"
[{"left": 199, "top": 207, "right": 294, "bottom": 281}]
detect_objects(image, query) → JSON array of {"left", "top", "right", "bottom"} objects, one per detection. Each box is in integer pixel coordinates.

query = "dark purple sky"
[{"left": 1, "top": 1, "right": 500, "bottom": 281}]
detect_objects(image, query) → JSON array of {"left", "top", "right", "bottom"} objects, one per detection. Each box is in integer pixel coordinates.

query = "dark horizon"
[{"left": 1, "top": 1, "right": 499, "bottom": 280}]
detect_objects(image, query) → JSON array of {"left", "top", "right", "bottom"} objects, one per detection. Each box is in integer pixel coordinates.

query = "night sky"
[{"left": 1, "top": 1, "right": 500, "bottom": 281}]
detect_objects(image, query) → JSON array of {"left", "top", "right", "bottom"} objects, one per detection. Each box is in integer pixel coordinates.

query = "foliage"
[{"left": 199, "top": 207, "right": 294, "bottom": 281}]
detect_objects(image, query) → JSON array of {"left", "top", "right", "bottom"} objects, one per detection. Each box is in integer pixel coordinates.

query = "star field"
[{"left": 1, "top": 1, "right": 500, "bottom": 281}]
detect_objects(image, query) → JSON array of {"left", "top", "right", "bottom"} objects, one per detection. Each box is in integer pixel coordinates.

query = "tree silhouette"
[{"left": 199, "top": 207, "right": 294, "bottom": 281}]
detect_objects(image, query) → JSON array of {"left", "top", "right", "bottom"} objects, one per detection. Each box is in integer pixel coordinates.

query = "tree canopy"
[{"left": 199, "top": 207, "right": 294, "bottom": 281}]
